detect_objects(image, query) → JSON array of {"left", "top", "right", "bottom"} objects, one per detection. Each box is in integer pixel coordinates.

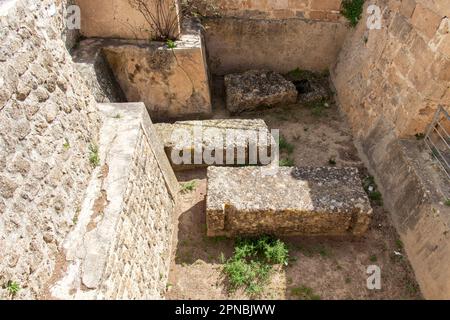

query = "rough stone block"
[
  {"left": 206, "top": 166, "right": 372, "bottom": 237},
  {"left": 155, "top": 119, "right": 275, "bottom": 170},
  {"left": 224, "top": 70, "right": 298, "bottom": 114}
]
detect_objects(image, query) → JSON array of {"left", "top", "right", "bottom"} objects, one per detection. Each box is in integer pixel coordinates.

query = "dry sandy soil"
[{"left": 165, "top": 77, "right": 422, "bottom": 300}]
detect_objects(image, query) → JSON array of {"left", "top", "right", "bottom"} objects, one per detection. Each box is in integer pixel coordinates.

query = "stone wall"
[
  {"left": 332, "top": 0, "right": 449, "bottom": 138},
  {"left": 208, "top": 0, "right": 344, "bottom": 21},
  {"left": 0, "top": 0, "right": 101, "bottom": 299},
  {"left": 75, "top": 0, "right": 180, "bottom": 40},
  {"left": 204, "top": 17, "right": 349, "bottom": 74},
  {"left": 331, "top": 0, "right": 450, "bottom": 299},
  {"left": 51, "top": 103, "right": 178, "bottom": 300}
]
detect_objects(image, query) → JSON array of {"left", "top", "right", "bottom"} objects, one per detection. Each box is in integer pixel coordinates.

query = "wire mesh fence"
[{"left": 424, "top": 106, "right": 450, "bottom": 180}]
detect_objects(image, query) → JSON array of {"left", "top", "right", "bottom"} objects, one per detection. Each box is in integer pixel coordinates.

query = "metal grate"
[{"left": 424, "top": 106, "right": 450, "bottom": 180}]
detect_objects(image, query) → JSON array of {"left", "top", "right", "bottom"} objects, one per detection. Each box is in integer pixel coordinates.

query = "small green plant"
[
  {"left": 63, "top": 138, "right": 70, "bottom": 150},
  {"left": 328, "top": 157, "right": 337, "bottom": 166},
  {"left": 279, "top": 158, "right": 295, "bottom": 167},
  {"left": 6, "top": 281, "right": 20, "bottom": 296},
  {"left": 318, "top": 245, "right": 332, "bottom": 258},
  {"left": 166, "top": 39, "right": 177, "bottom": 49},
  {"left": 89, "top": 144, "right": 100, "bottom": 167},
  {"left": 341, "top": 0, "right": 365, "bottom": 27},
  {"left": 369, "top": 191, "right": 383, "bottom": 202},
  {"left": 113, "top": 113, "right": 122, "bottom": 119},
  {"left": 180, "top": 180, "right": 197, "bottom": 193},
  {"left": 396, "top": 239, "right": 404, "bottom": 249},
  {"left": 444, "top": 199, "right": 450, "bottom": 206},
  {"left": 222, "top": 236, "right": 289, "bottom": 295},
  {"left": 279, "top": 136, "right": 294, "bottom": 154},
  {"left": 291, "top": 285, "right": 321, "bottom": 300},
  {"left": 369, "top": 254, "right": 378, "bottom": 262},
  {"left": 363, "top": 175, "right": 383, "bottom": 205},
  {"left": 287, "top": 68, "right": 309, "bottom": 80},
  {"left": 415, "top": 133, "right": 425, "bottom": 140},
  {"left": 305, "top": 99, "right": 329, "bottom": 117}
]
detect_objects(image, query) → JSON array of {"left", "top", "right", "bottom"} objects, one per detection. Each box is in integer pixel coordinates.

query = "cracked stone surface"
[
  {"left": 155, "top": 119, "right": 276, "bottom": 170},
  {"left": 224, "top": 70, "right": 298, "bottom": 114},
  {"left": 206, "top": 166, "right": 372, "bottom": 237}
]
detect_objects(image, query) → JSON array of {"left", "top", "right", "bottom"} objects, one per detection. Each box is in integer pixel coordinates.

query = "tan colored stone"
[
  {"left": 155, "top": 119, "right": 274, "bottom": 170},
  {"left": 76, "top": 0, "right": 180, "bottom": 40},
  {"left": 310, "top": 0, "right": 342, "bottom": 11},
  {"left": 400, "top": 0, "right": 416, "bottom": 18},
  {"left": 411, "top": 3, "right": 442, "bottom": 39},
  {"left": 207, "top": 166, "right": 372, "bottom": 237},
  {"left": 204, "top": 18, "right": 349, "bottom": 75}
]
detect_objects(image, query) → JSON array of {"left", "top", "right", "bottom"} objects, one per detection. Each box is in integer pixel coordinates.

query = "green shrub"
[
  {"left": 341, "top": 0, "right": 365, "bottom": 27},
  {"left": 363, "top": 175, "right": 383, "bottom": 205},
  {"left": 223, "top": 236, "right": 289, "bottom": 295}
]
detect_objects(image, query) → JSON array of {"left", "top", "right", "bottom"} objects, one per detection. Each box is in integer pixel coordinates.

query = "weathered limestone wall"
[
  {"left": 0, "top": 0, "right": 101, "bottom": 299},
  {"left": 75, "top": 0, "right": 180, "bottom": 40},
  {"left": 332, "top": 0, "right": 449, "bottom": 138},
  {"left": 331, "top": 0, "right": 450, "bottom": 299},
  {"left": 102, "top": 26, "right": 212, "bottom": 121},
  {"left": 209, "top": 0, "right": 344, "bottom": 21},
  {"left": 204, "top": 17, "right": 349, "bottom": 74},
  {"left": 51, "top": 103, "right": 178, "bottom": 300}
]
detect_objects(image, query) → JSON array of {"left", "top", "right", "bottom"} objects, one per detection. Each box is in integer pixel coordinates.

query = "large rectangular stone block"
[
  {"left": 155, "top": 119, "right": 275, "bottom": 170},
  {"left": 206, "top": 166, "right": 372, "bottom": 237}
]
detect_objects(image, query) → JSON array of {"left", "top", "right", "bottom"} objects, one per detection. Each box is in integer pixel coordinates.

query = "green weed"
[
  {"left": 341, "top": 0, "right": 365, "bottom": 27},
  {"left": 180, "top": 180, "right": 197, "bottom": 193},
  {"left": 89, "top": 144, "right": 100, "bottom": 167},
  {"left": 222, "top": 236, "right": 289, "bottom": 295},
  {"left": 291, "top": 285, "right": 321, "bottom": 300}
]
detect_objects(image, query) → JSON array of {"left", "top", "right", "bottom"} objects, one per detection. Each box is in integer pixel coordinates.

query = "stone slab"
[
  {"left": 206, "top": 166, "right": 372, "bottom": 237},
  {"left": 155, "top": 119, "right": 276, "bottom": 170},
  {"left": 224, "top": 70, "right": 298, "bottom": 114}
]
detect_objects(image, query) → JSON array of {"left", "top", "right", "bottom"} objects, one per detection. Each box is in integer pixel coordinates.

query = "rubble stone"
[{"left": 224, "top": 70, "right": 298, "bottom": 114}]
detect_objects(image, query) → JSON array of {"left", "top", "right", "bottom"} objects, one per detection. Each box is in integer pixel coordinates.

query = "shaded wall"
[{"left": 204, "top": 17, "right": 349, "bottom": 74}]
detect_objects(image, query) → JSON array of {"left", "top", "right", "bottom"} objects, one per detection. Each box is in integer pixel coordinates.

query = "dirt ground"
[{"left": 165, "top": 77, "right": 422, "bottom": 300}]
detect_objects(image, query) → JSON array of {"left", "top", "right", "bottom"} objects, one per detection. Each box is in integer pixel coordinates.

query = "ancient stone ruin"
[{"left": 1, "top": 0, "right": 449, "bottom": 301}]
